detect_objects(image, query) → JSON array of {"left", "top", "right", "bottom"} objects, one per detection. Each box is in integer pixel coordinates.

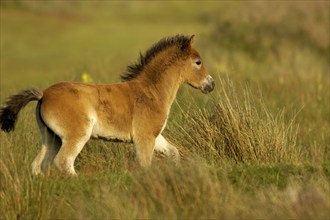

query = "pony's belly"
[{"left": 91, "top": 124, "right": 132, "bottom": 143}]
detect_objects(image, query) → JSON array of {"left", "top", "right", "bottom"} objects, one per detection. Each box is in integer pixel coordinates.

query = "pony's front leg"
[
  {"left": 133, "top": 135, "right": 156, "bottom": 168},
  {"left": 154, "top": 134, "right": 180, "bottom": 163}
]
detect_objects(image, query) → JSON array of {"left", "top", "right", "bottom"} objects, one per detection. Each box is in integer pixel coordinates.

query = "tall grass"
[
  {"left": 169, "top": 77, "right": 300, "bottom": 164},
  {"left": 1, "top": 151, "right": 329, "bottom": 219},
  {"left": 1, "top": 76, "right": 329, "bottom": 219},
  {"left": 1, "top": 1, "right": 329, "bottom": 219}
]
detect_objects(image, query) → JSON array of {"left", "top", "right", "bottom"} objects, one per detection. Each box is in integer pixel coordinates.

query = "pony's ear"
[
  {"left": 181, "top": 35, "right": 195, "bottom": 51},
  {"left": 189, "top": 34, "right": 195, "bottom": 44}
]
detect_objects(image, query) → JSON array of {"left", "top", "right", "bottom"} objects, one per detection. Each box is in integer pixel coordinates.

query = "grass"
[
  {"left": 170, "top": 78, "right": 301, "bottom": 164},
  {"left": 1, "top": 1, "right": 329, "bottom": 219}
]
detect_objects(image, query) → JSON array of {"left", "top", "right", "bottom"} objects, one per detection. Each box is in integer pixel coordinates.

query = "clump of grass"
[{"left": 171, "top": 77, "right": 299, "bottom": 164}]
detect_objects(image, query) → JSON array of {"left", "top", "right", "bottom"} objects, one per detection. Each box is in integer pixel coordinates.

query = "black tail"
[{"left": 0, "top": 88, "right": 43, "bottom": 132}]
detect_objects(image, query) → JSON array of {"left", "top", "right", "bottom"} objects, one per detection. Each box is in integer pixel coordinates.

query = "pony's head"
[
  {"left": 178, "top": 35, "right": 215, "bottom": 94},
  {"left": 121, "top": 35, "right": 215, "bottom": 94}
]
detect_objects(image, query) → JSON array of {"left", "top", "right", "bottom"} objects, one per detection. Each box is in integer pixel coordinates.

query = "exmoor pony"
[{"left": 0, "top": 35, "right": 215, "bottom": 176}]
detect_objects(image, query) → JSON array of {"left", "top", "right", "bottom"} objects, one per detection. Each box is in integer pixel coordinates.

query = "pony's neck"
[
  {"left": 140, "top": 66, "right": 183, "bottom": 111},
  {"left": 131, "top": 46, "right": 185, "bottom": 112}
]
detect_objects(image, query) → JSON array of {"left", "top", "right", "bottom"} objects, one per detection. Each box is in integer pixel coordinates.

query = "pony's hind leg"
[
  {"left": 154, "top": 134, "right": 180, "bottom": 163},
  {"left": 53, "top": 126, "right": 93, "bottom": 175},
  {"left": 32, "top": 102, "right": 61, "bottom": 176},
  {"left": 31, "top": 128, "right": 61, "bottom": 176},
  {"left": 31, "top": 145, "right": 47, "bottom": 176},
  {"left": 53, "top": 138, "right": 88, "bottom": 176}
]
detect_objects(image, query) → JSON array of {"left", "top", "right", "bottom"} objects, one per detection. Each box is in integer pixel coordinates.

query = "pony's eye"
[{"left": 195, "top": 60, "right": 202, "bottom": 65}]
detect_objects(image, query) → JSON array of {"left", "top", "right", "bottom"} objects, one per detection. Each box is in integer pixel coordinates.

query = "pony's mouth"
[{"left": 201, "top": 76, "right": 215, "bottom": 94}]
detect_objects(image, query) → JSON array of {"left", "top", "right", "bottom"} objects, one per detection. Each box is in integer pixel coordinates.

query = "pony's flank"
[{"left": 121, "top": 35, "right": 192, "bottom": 82}]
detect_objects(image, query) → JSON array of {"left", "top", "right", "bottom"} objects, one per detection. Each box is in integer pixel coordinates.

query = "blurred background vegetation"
[{"left": 0, "top": 1, "right": 329, "bottom": 219}]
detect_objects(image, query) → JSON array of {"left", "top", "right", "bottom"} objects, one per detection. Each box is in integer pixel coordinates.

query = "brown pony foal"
[{"left": 0, "top": 35, "right": 215, "bottom": 175}]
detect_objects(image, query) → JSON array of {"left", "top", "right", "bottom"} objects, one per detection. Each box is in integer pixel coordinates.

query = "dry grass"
[
  {"left": 1, "top": 1, "right": 329, "bottom": 219},
  {"left": 1, "top": 153, "right": 329, "bottom": 219},
  {"left": 3, "top": 77, "right": 325, "bottom": 219},
  {"left": 170, "top": 78, "right": 300, "bottom": 164}
]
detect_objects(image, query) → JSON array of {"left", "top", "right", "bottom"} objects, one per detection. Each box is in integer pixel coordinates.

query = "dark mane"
[{"left": 121, "top": 35, "right": 191, "bottom": 82}]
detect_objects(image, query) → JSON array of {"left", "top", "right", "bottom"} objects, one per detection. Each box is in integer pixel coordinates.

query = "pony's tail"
[{"left": 0, "top": 88, "right": 43, "bottom": 132}]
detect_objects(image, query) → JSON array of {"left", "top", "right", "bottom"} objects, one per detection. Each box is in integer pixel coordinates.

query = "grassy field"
[{"left": 1, "top": 1, "right": 329, "bottom": 219}]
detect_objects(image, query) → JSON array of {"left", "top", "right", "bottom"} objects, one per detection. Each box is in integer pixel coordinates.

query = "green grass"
[{"left": 1, "top": 1, "right": 329, "bottom": 219}]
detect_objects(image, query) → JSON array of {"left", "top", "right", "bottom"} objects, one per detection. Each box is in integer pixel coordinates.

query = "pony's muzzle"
[{"left": 201, "top": 75, "right": 215, "bottom": 94}]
